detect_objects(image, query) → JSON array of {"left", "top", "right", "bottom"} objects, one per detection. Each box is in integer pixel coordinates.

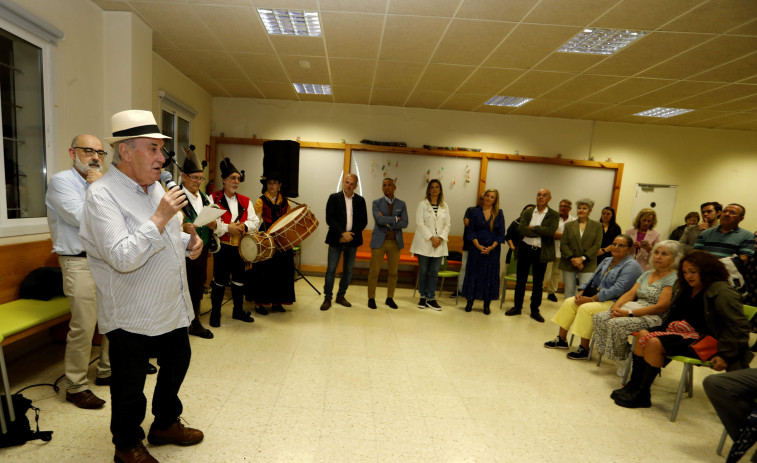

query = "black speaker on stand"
[{"left": 263, "top": 140, "right": 300, "bottom": 198}]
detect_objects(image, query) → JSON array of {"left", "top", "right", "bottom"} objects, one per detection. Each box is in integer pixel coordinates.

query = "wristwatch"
[{"left": 628, "top": 312, "right": 634, "bottom": 317}]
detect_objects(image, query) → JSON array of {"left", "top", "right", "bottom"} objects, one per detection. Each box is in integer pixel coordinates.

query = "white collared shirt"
[
  {"left": 555, "top": 214, "right": 576, "bottom": 258},
  {"left": 523, "top": 207, "right": 549, "bottom": 248},
  {"left": 182, "top": 186, "right": 205, "bottom": 216},
  {"left": 344, "top": 192, "right": 354, "bottom": 232},
  {"left": 46, "top": 167, "right": 90, "bottom": 255}
]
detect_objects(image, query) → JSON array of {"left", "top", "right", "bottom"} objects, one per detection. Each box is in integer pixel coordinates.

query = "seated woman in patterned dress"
[{"left": 592, "top": 240, "right": 684, "bottom": 374}]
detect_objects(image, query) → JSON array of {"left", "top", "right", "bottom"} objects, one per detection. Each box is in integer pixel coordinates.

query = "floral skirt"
[{"left": 592, "top": 311, "right": 661, "bottom": 361}]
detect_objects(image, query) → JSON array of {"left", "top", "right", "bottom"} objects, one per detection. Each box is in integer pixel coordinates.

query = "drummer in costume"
[
  {"left": 180, "top": 152, "right": 216, "bottom": 339},
  {"left": 250, "top": 171, "right": 296, "bottom": 315},
  {"left": 209, "top": 158, "right": 260, "bottom": 327}
]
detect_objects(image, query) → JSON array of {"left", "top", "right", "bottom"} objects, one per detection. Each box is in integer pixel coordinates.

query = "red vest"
[{"left": 211, "top": 190, "right": 251, "bottom": 243}]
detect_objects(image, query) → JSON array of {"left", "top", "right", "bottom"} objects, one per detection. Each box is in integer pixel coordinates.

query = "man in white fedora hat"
[{"left": 79, "top": 109, "right": 204, "bottom": 463}]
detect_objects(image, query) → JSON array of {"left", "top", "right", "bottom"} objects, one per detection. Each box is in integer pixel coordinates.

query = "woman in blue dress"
[{"left": 463, "top": 189, "right": 506, "bottom": 315}]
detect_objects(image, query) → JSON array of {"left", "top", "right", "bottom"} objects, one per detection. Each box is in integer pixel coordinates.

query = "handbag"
[
  {"left": 689, "top": 335, "right": 719, "bottom": 362},
  {"left": 581, "top": 285, "right": 598, "bottom": 298}
]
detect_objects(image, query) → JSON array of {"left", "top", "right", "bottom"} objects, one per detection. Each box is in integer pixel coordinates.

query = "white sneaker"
[{"left": 427, "top": 300, "right": 442, "bottom": 311}]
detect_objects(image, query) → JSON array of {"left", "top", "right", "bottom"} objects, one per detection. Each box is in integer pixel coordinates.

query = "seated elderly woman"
[
  {"left": 592, "top": 240, "right": 684, "bottom": 373},
  {"left": 613, "top": 250, "right": 753, "bottom": 409},
  {"left": 544, "top": 234, "right": 644, "bottom": 360}
]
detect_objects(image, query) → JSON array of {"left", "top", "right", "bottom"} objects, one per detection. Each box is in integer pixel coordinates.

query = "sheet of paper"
[{"left": 194, "top": 204, "right": 225, "bottom": 227}]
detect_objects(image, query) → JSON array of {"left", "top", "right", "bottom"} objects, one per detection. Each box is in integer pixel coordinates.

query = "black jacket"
[{"left": 324, "top": 192, "right": 368, "bottom": 247}]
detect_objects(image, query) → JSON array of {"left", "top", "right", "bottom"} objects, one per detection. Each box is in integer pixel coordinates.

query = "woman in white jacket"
[{"left": 410, "top": 179, "right": 451, "bottom": 310}]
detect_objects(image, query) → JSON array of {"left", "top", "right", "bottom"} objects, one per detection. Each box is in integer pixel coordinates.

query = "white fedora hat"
[{"left": 104, "top": 109, "right": 171, "bottom": 145}]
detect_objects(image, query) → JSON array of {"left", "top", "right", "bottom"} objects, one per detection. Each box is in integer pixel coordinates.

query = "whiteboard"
[
  {"left": 486, "top": 160, "right": 617, "bottom": 226},
  {"left": 352, "top": 150, "right": 481, "bottom": 236},
  {"left": 214, "top": 144, "right": 344, "bottom": 267}
]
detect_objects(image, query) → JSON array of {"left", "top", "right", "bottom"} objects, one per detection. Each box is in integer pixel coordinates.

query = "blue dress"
[{"left": 462, "top": 208, "right": 506, "bottom": 301}]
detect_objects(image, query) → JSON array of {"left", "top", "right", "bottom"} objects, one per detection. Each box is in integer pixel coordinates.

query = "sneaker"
[
  {"left": 427, "top": 300, "right": 442, "bottom": 311},
  {"left": 544, "top": 337, "right": 569, "bottom": 349},
  {"left": 547, "top": 293, "right": 558, "bottom": 302},
  {"left": 418, "top": 298, "right": 427, "bottom": 309},
  {"left": 567, "top": 346, "right": 589, "bottom": 360}
]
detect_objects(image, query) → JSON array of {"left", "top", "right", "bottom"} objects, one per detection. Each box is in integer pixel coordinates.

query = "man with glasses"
[
  {"left": 680, "top": 201, "right": 722, "bottom": 251},
  {"left": 180, "top": 154, "right": 216, "bottom": 339},
  {"left": 695, "top": 203, "right": 755, "bottom": 264},
  {"left": 46, "top": 135, "right": 110, "bottom": 409}
]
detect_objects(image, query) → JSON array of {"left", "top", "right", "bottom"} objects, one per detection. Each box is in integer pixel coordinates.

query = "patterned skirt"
[{"left": 592, "top": 310, "right": 661, "bottom": 361}]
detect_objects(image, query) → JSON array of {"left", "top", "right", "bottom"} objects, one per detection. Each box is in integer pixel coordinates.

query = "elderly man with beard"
[{"left": 46, "top": 134, "right": 111, "bottom": 409}]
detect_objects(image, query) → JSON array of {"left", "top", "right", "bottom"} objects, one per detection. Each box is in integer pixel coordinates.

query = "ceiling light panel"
[
  {"left": 258, "top": 9, "right": 321, "bottom": 37},
  {"left": 634, "top": 107, "right": 693, "bottom": 118},
  {"left": 485, "top": 96, "right": 532, "bottom": 107},
  {"left": 293, "top": 83, "right": 332, "bottom": 95},
  {"left": 558, "top": 28, "right": 648, "bottom": 55}
]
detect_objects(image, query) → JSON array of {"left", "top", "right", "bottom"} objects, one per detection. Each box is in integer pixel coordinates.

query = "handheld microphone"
[{"left": 160, "top": 171, "right": 186, "bottom": 201}]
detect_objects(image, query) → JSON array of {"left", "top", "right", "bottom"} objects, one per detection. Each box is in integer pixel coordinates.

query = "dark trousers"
[
  {"left": 186, "top": 247, "right": 209, "bottom": 320},
  {"left": 514, "top": 242, "right": 548, "bottom": 312},
  {"left": 107, "top": 327, "right": 191, "bottom": 451},
  {"left": 704, "top": 368, "right": 757, "bottom": 439},
  {"left": 213, "top": 243, "right": 245, "bottom": 286}
]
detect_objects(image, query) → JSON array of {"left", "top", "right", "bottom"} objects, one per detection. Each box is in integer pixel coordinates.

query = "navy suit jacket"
[
  {"left": 325, "top": 192, "right": 368, "bottom": 247},
  {"left": 370, "top": 197, "right": 409, "bottom": 249}
]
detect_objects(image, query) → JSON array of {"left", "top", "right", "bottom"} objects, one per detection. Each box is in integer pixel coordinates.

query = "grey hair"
[
  {"left": 649, "top": 240, "right": 685, "bottom": 270},
  {"left": 112, "top": 139, "right": 136, "bottom": 165},
  {"left": 70, "top": 135, "right": 80, "bottom": 148},
  {"left": 576, "top": 198, "right": 595, "bottom": 210},
  {"left": 617, "top": 234, "right": 633, "bottom": 248}
]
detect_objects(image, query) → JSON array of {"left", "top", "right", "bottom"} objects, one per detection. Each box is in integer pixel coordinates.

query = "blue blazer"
[{"left": 370, "top": 197, "right": 409, "bottom": 249}]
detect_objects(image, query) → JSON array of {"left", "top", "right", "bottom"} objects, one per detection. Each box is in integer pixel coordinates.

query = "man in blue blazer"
[
  {"left": 321, "top": 173, "right": 368, "bottom": 311},
  {"left": 367, "top": 178, "right": 409, "bottom": 309}
]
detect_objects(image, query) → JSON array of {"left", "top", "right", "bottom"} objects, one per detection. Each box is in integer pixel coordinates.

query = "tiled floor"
[{"left": 3, "top": 277, "right": 740, "bottom": 462}]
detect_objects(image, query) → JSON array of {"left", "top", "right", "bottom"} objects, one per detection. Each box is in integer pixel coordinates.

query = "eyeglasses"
[
  {"left": 612, "top": 243, "right": 630, "bottom": 248},
  {"left": 74, "top": 147, "right": 107, "bottom": 159},
  {"left": 187, "top": 175, "right": 205, "bottom": 182}
]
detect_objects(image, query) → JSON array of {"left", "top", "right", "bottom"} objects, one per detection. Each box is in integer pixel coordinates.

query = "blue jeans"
[
  {"left": 324, "top": 244, "right": 357, "bottom": 300},
  {"left": 417, "top": 255, "right": 442, "bottom": 300}
]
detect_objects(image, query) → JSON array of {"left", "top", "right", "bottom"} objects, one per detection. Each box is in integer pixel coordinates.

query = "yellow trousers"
[{"left": 551, "top": 296, "right": 613, "bottom": 340}]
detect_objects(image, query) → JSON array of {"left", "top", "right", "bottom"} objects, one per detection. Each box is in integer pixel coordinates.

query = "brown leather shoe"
[
  {"left": 320, "top": 299, "right": 331, "bottom": 311},
  {"left": 114, "top": 442, "right": 158, "bottom": 463},
  {"left": 335, "top": 296, "right": 352, "bottom": 307},
  {"left": 66, "top": 389, "right": 105, "bottom": 409},
  {"left": 147, "top": 419, "right": 204, "bottom": 446},
  {"left": 95, "top": 376, "right": 112, "bottom": 386}
]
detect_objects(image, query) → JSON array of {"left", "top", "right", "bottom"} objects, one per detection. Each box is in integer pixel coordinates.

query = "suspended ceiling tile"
[
  {"left": 545, "top": 101, "right": 608, "bottom": 118},
  {"left": 297, "top": 93, "right": 335, "bottom": 102},
  {"left": 585, "top": 105, "right": 651, "bottom": 121},
  {"left": 373, "top": 61, "right": 426, "bottom": 88},
  {"left": 533, "top": 52, "right": 607, "bottom": 73},
  {"left": 592, "top": 0, "right": 707, "bottom": 30},
  {"left": 191, "top": 51, "right": 246, "bottom": 79},
  {"left": 706, "top": 94, "right": 757, "bottom": 112},
  {"left": 405, "top": 91, "right": 449, "bottom": 109},
  {"left": 415, "top": 64, "right": 476, "bottom": 92},
  {"left": 153, "top": 31, "right": 176, "bottom": 49},
  {"left": 370, "top": 88, "right": 412, "bottom": 106},
  {"left": 387, "top": 0, "right": 460, "bottom": 16},
  {"left": 251, "top": 0, "right": 319, "bottom": 9},
  {"left": 189, "top": 76, "right": 230, "bottom": 97},
  {"left": 329, "top": 58, "right": 377, "bottom": 86},
  {"left": 485, "top": 24, "right": 582, "bottom": 69},
  {"left": 640, "top": 35, "right": 757, "bottom": 80},
  {"left": 704, "top": 113, "right": 757, "bottom": 128},
  {"left": 91, "top": 0, "right": 132, "bottom": 11},
  {"left": 131, "top": 2, "right": 196, "bottom": 30},
  {"left": 234, "top": 53, "right": 288, "bottom": 82},
  {"left": 279, "top": 55, "right": 330, "bottom": 83},
  {"left": 215, "top": 78, "right": 264, "bottom": 98},
  {"left": 716, "top": 119, "right": 757, "bottom": 131},
  {"left": 647, "top": 109, "right": 729, "bottom": 124},
  {"left": 509, "top": 98, "right": 569, "bottom": 116},
  {"left": 661, "top": 0, "right": 757, "bottom": 34},
  {"left": 523, "top": 0, "right": 619, "bottom": 26},
  {"left": 431, "top": 19, "right": 515, "bottom": 66},
  {"left": 583, "top": 78, "right": 675, "bottom": 104},
  {"left": 622, "top": 81, "right": 724, "bottom": 106},
  {"left": 322, "top": 12, "right": 383, "bottom": 59},
  {"left": 457, "top": 0, "right": 541, "bottom": 22},
  {"left": 586, "top": 32, "right": 712, "bottom": 77},
  {"left": 255, "top": 81, "right": 299, "bottom": 100},
  {"left": 190, "top": 0, "right": 249, "bottom": 4},
  {"left": 193, "top": 5, "right": 273, "bottom": 54},
  {"left": 670, "top": 84, "right": 757, "bottom": 109},
  {"left": 476, "top": 104, "right": 515, "bottom": 114},
  {"left": 458, "top": 68, "right": 525, "bottom": 94},
  {"left": 380, "top": 16, "right": 449, "bottom": 62},
  {"left": 333, "top": 86, "right": 371, "bottom": 104},
  {"left": 269, "top": 36, "right": 326, "bottom": 57},
  {"left": 501, "top": 71, "right": 576, "bottom": 98},
  {"left": 319, "top": 0, "right": 389, "bottom": 13},
  {"left": 156, "top": 49, "right": 206, "bottom": 78},
  {"left": 727, "top": 18, "right": 757, "bottom": 36},
  {"left": 541, "top": 74, "right": 622, "bottom": 100},
  {"left": 439, "top": 93, "right": 492, "bottom": 112},
  {"left": 688, "top": 54, "right": 757, "bottom": 83}
]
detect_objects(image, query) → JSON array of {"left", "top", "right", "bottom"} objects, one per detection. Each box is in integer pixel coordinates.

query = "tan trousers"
[
  {"left": 551, "top": 296, "right": 613, "bottom": 340},
  {"left": 367, "top": 239, "right": 400, "bottom": 299},
  {"left": 60, "top": 256, "right": 110, "bottom": 392},
  {"left": 546, "top": 257, "right": 562, "bottom": 294}
]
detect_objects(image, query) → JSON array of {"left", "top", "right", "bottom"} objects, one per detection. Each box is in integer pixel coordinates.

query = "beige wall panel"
[
  {"left": 379, "top": 16, "right": 449, "bottom": 61},
  {"left": 256, "top": 82, "right": 299, "bottom": 99},
  {"left": 501, "top": 71, "right": 575, "bottom": 98},
  {"left": 591, "top": 0, "right": 706, "bottom": 30},
  {"left": 270, "top": 36, "right": 325, "bottom": 56},
  {"left": 234, "top": 53, "right": 288, "bottom": 82},
  {"left": 457, "top": 0, "right": 540, "bottom": 22},
  {"left": 640, "top": 36, "right": 757, "bottom": 80},
  {"left": 387, "top": 0, "right": 459, "bottom": 16},
  {"left": 279, "top": 55, "right": 330, "bottom": 82},
  {"left": 330, "top": 59, "right": 377, "bottom": 86},
  {"left": 439, "top": 93, "right": 491, "bottom": 112},
  {"left": 320, "top": 0, "right": 388, "bottom": 14},
  {"left": 193, "top": 5, "right": 274, "bottom": 53},
  {"left": 405, "top": 91, "right": 449, "bottom": 109},
  {"left": 415, "top": 64, "right": 476, "bottom": 92},
  {"left": 333, "top": 86, "right": 371, "bottom": 104},
  {"left": 373, "top": 61, "right": 425, "bottom": 88},
  {"left": 541, "top": 75, "right": 623, "bottom": 100},
  {"left": 458, "top": 68, "right": 524, "bottom": 94},
  {"left": 584, "top": 78, "right": 675, "bottom": 105},
  {"left": 431, "top": 20, "right": 515, "bottom": 66},
  {"left": 662, "top": 1, "right": 757, "bottom": 33},
  {"left": 484, "top": 24, "right": 581, "bottom": 69},
  {"left": 370, "top": 88, "right": 411, "bottom": 106},
  {"left": 524, "top": 0, "right": 618, "bottom": 26},
  {"left": 322, "top": 12, "right": 383, "bottom": 58}
]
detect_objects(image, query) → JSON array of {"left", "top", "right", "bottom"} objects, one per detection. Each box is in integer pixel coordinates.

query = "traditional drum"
[
  {"left": 238, "top": 231, "right": 276, "bottom": 263},
  {"left": 267, "top": 204, "right": 319, "bottom": 251}
]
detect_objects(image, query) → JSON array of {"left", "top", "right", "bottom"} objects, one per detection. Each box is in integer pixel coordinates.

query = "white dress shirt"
[
  {"left": 46, "top": 167, "right": 90, "bottom": 255},
  {"left": 523, "top": 207, "right": 549, "bottom": 248},
  {"left": 345, "top": 192, "right": 354, "bottom": 232}
]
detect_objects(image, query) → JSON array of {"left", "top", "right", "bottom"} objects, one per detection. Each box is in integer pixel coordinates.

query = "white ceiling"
[{"left": 93, "top": 0, "right": 757, "bottom": 131}]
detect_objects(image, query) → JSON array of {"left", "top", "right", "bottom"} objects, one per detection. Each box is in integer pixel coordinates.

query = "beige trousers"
[
  {"left": 551, "top": 296, "right": 613, "bottom": 340},
  {"left": 367, "top": 239, "right": 400, "bottom": 299}
]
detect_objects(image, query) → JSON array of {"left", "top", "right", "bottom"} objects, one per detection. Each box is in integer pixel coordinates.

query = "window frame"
[{"left": 159, "top": 91, "right": 195, "bottom": 181}]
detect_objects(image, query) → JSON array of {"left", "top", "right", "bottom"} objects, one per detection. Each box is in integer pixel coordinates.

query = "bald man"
[{"left": 505, "top": 188, "right": 559, "bottom": 323}]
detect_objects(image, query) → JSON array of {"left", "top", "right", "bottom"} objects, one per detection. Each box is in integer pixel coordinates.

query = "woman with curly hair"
[{"left": 626, "top": 208, "right": 660, "bottom": 271}]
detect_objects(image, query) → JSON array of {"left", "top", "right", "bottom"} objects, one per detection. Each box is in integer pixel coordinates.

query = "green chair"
[
  {"left": 500, "top": 257, "right": 531, "bottom": 310},
  {"left": 413, "top": 256, "right": 461, "bottom": 303}
]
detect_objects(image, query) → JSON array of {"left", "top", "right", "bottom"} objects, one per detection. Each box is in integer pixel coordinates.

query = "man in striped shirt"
[
  {"left": 694, "top": 203, "right": 755, "bottom": 264},
  {"left": 79, "top": 110, "right": 204, "bottom": 463}
]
